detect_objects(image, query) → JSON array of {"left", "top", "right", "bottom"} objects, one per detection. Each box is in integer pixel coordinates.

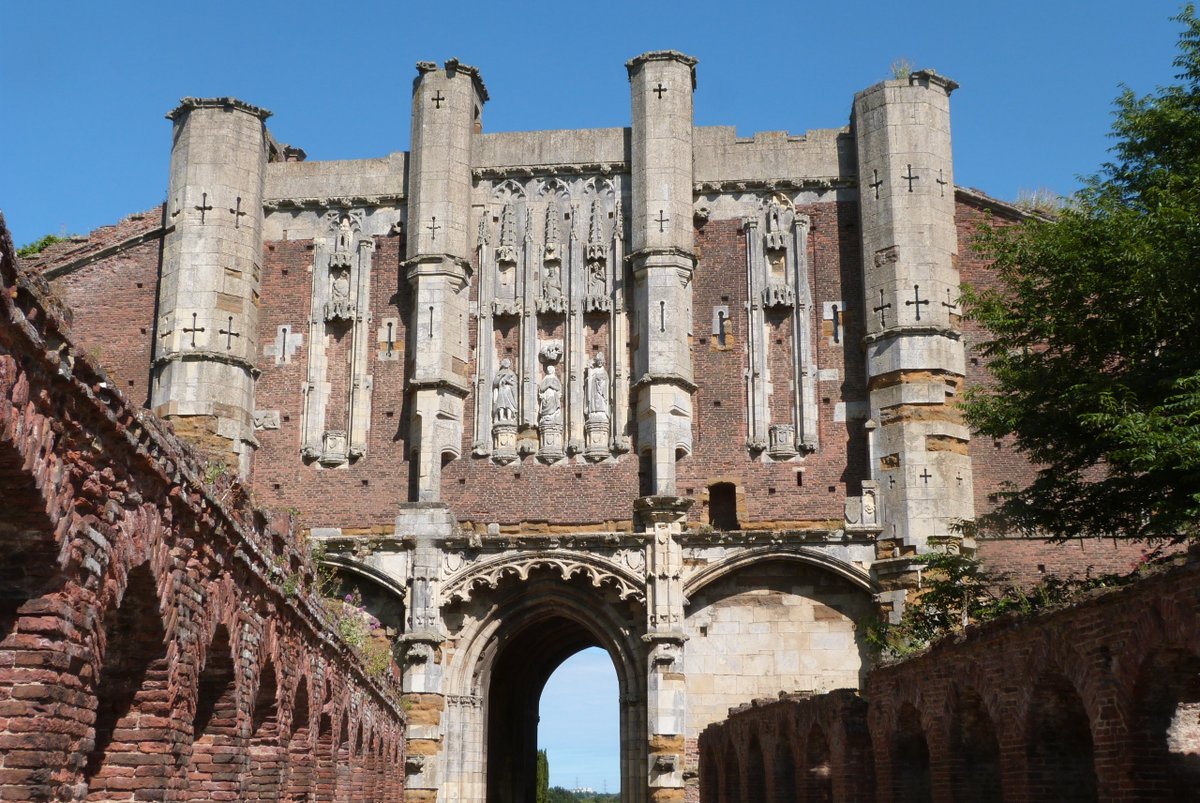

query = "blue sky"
[
  {"left": 0, "top": 1, "right": 1187, "bottom": 248},
  {"left": 0, "top": 0, "right": 1188, "bottom": 792}
]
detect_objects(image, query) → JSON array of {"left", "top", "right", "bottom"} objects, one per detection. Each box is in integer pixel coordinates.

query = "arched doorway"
[
  {"left": 440, "top": 567, "right": 646, "bottom": 803},
  {"left": 539, "top": 648, "right": 619, "bottom": 795}
]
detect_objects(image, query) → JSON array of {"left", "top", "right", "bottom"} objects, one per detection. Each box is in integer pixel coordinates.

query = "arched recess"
[
  {"left": 892, "top": 703, "right": 932, "bottom": 803},
  {"left": 1130, "top": 647, "right": 1200, "bottom": 799},
  {"left": 772, "top": 728, "right": 796, "bottom": 803},
  {"left": 0, "top": 439, "right": 63, "bottom": 646},
  {"left": 950, "top": 686, "right": 1002, "bottom": 803},
  {"left": 440, "top": 567, "right": 646, "bottom": 803},
  {"left": 319, "top": 554, "right": 407, "bottom": 635},
  {"left": 84, "top": 562, "right": 175, "bottom": 800},
  {"left": 746, "top": 733, "right": 768, "bottom": 803},
  {"left": 1026, "top": 672, "right": 1097, "bottom": 802},
  {"left": 332, "top": 707, "right": 352, "bottom": 803},
  {"left": 683, "top": 556, "right": 875, "bottom": 736},
  {"left": 803, "top": 724, "right": 834, "bottom": 803},
  {"left": 0, "top": 440, "right": 74, "bottom": 793},
  {"left": 700, "top": 740, "right": 721, "bottom": 803},
  {"left": 707, "top": 482, "right": 740, "bottom": 531},
  {"left": 314, "top": 710, "right": 335, "bottom": 802},
  {"left": 285, "top": 676, "right": 313, "bottom": 800},
  {"left": 244, "top": 657, "right": 283, "bottom": 801},
  {"left": 721, "top": 739, "right": 741, "bottom": 803},
  {"left": 185, "top": 624, "right": 241, "bottom": 801}
]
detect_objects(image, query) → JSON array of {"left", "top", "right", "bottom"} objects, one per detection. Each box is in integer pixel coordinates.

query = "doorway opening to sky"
[{"left": 539, "top": 647, "right": 620, "bottom": 796}]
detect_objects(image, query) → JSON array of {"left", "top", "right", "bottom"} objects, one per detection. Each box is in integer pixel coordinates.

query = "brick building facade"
[{"left": 12, "top": 53, "right": 1156, "bottom": 802}]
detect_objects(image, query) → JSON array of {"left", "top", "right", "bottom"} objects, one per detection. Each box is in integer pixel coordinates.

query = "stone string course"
[
  {"left": 699, "top": 549, "right": 1200, "bottom": 802},
  {"left": 0, "top": 212, "right": 406, "bottom": 800}
]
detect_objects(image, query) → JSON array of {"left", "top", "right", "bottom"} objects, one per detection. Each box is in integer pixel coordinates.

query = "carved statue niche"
[
  {"left": 584, "top": 351, "right": 611, "bottom": 461},
  {"left": 762, "top": 198, "right": 796, "bottom": 310},
  {"left": 490, "top": 358, "right": 519, "bottom": 464},
  {"left": 300, "top": 209, "right": 374, "bottom": 467},
  {"left": 536, "top": 203, "right": 567, "bottom": 315},
  {"left": 492, "top": 201, "right": 521, "bottom": 317},
  {"left": 583, "top": 199, "right": 612, "bottom": 313},
  {"left": 537, "top": 347, "right": 565, "bottom": 462}
]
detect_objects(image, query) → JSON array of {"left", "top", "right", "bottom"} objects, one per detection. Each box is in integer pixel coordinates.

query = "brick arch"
[
  {"left": 84, "top": 560, "right": 177, "bottom": 800},
  {"left": 284, "top": 670, "right": 315, "bottom": 801},
  {"left": 184, "top": 622, "right": 242, "bottom": 800},
  {"left": 1126, "top": 645, "right": 1200, "bottom": 798},
  {"left": 334, "top": 706, "right": 353, "bottom": 802},
  {"left": 771, "top": 716, "right": 797, "bottom": 803},
  {"left": 947, "top": 684, "right": 1002, "bottom": 802},
  {"left": 699, "top": 732, "right": 722, "bottom": 803},
  {"left": 1025, "top": 670, "right": 1097, "bottom": 802},
  {"left": 891, "top": 702, "right": 932, "bottom": 803},
  {"left": 744, "top": 730, "right": 768, "bottom": 803},
  {"left": 802, "top": 722, "right": 834, "bottom": 803},
  {"left": 721, "top": 734, "right": 741, "bottom": 803},
  {"left": 245, "top": 654, "right": 285, "bottom": 801}
]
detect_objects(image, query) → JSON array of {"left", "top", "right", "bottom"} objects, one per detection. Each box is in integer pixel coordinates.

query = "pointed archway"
[{"left": 440, "top": 567, "right": 647, "bottom": 803}]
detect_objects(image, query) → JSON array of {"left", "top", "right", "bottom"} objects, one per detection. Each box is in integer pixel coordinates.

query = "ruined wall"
[
  {"left": 700, "top": 548, "right": 1200, "bottom": 803},
  {"left": 0, "top": 213, "right": 407, "bottom": 801}
]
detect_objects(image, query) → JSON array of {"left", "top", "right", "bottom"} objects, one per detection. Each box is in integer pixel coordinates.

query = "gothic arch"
[
  {"left": 442, "top": 549, "right": 646, "bottom": 605},
  {"left": 683, "top": 545, "right": 877, "bottom": 600},
  {"left": 442, "top": 568, "right": 647, "bottom": 803}
]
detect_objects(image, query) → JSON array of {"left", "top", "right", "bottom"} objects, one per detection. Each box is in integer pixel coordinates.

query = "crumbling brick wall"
[
  {"left": 0, "top": 212, "right": 407, "bottom": 801},
  {"left": 700, "top": 548, "right": 1200, "bottom": 802}
]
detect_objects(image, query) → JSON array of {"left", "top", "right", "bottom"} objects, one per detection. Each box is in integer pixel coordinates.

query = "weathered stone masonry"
[{"left": 0, "top": 213, "right": 406, "bottom": 800}]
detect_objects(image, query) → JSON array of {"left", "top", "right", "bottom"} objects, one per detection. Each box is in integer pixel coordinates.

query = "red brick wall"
[
  {"left": 251, "top": 234, "right": 412, "bottom": 530},
  {"left": 0, "top": 215, "right": 407, "bottom": 801},
  {"left": 33, "top": 207, "right": 165, "bottom": 410}
]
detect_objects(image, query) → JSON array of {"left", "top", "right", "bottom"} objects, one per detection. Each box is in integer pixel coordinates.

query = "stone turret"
[
  {"left": 405, "top": 60, "right": 487, "bottom": 501},
  {"left": 153, "top": 97, "right": 270, "bottom": 475},
  {"left": 627, "top": 51, "right": 698, "bottom": 496},
  {"left": 853, "top": 71, "right": 974, "bottom": 549}
]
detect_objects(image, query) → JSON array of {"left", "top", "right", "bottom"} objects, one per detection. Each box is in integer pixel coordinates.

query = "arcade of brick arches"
[{"left": 3, "top": 51, "right": 1197, "bottom": 802}]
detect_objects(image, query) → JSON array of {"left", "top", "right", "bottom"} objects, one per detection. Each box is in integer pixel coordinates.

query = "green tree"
[
  {"left": 963, "top": 6, "right": 1200, "bottom": 542},
  {"left": 536, "top": 749, "right": 549, "bottom": 803}
]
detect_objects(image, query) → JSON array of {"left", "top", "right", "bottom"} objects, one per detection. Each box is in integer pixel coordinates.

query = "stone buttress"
[
  {"left": 853, "top": 71, "right": 974, "bottom": 551},
  {"left": 405, "top": 60, "right": 487, "bottom": 502},
  {"left": 627, "top": 51, "right": 697, "bottom": 498},
  {"left": 153, "top": 97, "right": 271, "bottom": 475}
]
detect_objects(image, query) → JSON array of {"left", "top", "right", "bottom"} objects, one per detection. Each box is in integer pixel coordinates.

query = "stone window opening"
[{"left": 708, "top": 482, "right": 740, "bottom": 531}]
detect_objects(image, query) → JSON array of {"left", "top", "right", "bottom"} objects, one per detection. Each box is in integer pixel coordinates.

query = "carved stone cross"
[
  {"left": 655, "top": 210, "right": 669, "bottom": 233},
  {"left": 936, "top": 169, "right": 948, "bottom": 197},
  {"left": 920, "top": 468, "right": 933, "bottom": 484},
  {"left": 905, "top": 284, "right": 929, "bottom": 321},
  {"left": 194, "top": 192, "right": 214, "bottom": 224},
  {"left": 942, "top": 288, "right": 959, "bottom": 313},
  {"left": 431, "top": 90, "right": 445, "bottom": 109},
  {"left": 427, "top": 216, "right": 441, "bottom": 241},
  {"left": 869, "top": 169, "right": 884, "bottom": 200},
  {"left": 831, "top": 304, "right": 842, "bottom": 344},
  {"left": 385, "top": 321, "right": 395, "bottom": 357},
  {"left": 872, "top": 289, "right": 892, "bottom": 327},
  {"left": 901, "top": 164, "right": 920, "bottom": 193},
  {"left": 716, "top": 309, "right": 727, "bottom": 346},
  {"left": 653, "top": 83, "right": 667, "bottom": 99},
  {"left": 183, "top": 313, "right": 206, "bottom": 348},
  {"left": 219, "top": 316, "right": 241, "bottom": 350},
  {"left": 229, "top": 196, "right": 248, "bottom": 228}
]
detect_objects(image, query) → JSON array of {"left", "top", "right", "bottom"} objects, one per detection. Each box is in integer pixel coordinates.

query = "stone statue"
[
  {"left": 538, "top": 365, "right": 562, "bottom": 426},
  {"left": 585, "top": 352, "right": 609, "bottom": 420},
  {"left": 331, "top": 269, "right": 350, "bottom": 303},
  {"left": 543, "top": 262, "right": 561, "bottom": 298},
  {"left": 492, "top": 358, "right": 518, "bottom": 422},
  {"left": 588, "top": 260, "right": 607, "bottom": 297},
  {"left": 336, "top": 215, "right": 354, "bottom": 252}
]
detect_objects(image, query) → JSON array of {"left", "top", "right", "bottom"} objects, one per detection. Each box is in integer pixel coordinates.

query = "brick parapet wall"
[
  {"left": 700, "top": 548, "right": 1200, "bottom": 802},
  {"left": 0, "top": 212, "right": 406, "bottom": 800}
]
